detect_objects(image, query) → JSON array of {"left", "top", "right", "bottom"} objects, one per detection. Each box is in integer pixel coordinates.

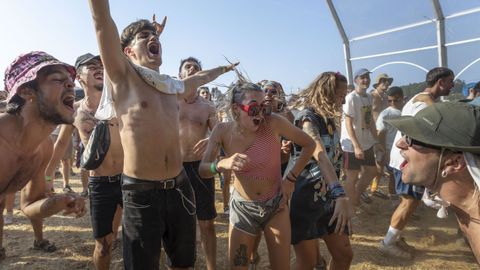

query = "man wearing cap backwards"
[
  {"left": 88, "top": 1, "right": 237, "bottom": 269},
  {"left": 387, "top": 101, "right": 480, "bottom": 263},
  {"left": 45, "top": 53, "right": 124, "bottom": 270},
  {"left": 0, "top": 51, "right": 86, "bottom": 260},
  {"left": 340, "top": 68, "right": 383, "bottom": 209},
  {"left": 379, "top": 67, "right": 454, "bottom": 259}
]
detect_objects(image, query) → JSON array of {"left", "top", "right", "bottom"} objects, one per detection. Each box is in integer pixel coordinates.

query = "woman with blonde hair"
[
  {"left": 290, "top": 72, "right": 353, "bottom": 270},
  {"left": 200, "top": 82, "right": 315, "bottom": 269}
]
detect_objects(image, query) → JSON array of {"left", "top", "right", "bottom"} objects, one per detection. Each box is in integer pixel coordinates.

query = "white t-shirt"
[
  {"left": 340, "top": 91, "right": 377, "bottom": 152},
  {"left": 389, "top": 93, "right": 438, "bottom": 169},
  {"left": 376, "top": 106, "right": 402, "bottom": 153}
]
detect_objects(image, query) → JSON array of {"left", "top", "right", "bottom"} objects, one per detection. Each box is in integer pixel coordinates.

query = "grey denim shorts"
[{"left": 229, "top": 189, "right": 283, "bottom": 236}]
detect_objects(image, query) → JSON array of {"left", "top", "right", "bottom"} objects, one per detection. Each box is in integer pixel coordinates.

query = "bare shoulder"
[{"left": 0, "top": 114, "right": 20, "bottom": 141}]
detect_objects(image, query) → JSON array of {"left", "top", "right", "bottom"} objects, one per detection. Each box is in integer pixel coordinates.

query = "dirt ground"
[{"left": 1, "top": 174, "right": 477, "bottom": 270}]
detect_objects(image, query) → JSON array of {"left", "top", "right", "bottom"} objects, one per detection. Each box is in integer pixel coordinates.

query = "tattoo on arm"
[{"left": 233, "top": 244, "right": 248, "bottom": 266}]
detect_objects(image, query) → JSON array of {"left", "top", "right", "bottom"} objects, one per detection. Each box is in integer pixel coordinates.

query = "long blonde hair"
[{"left": 295, "top": 72, "right": 347, "bottom": 119}]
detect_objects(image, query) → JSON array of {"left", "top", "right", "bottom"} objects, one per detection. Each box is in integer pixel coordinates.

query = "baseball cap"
[
  {"left": 353, "top": 68, "right": 371, "bottom": 79},
  {"left": 4, "top": 51, "right": 76, "bottom": 103},
  {"left": 387, "top": 102, "right": 480, "bottom": 154},
  {"left": 373, "top": 73, "right": 393, "bottom": 88},
  {"left": 75, "top": 53, "right": 100, "bottom": 70}
]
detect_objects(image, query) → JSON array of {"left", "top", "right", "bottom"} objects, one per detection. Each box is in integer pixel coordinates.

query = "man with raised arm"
[
  {"left": 45, "top": 53, "right": 124, "bottom": 270},
  {"left": 0, "top": 51, "right": 86, "bottom": 260},
  {"left": 88, "top": 1, "right": 237, "bottom": 269},
  {"left": 178, "top": 57, "right": 218, "bottom": 270}
]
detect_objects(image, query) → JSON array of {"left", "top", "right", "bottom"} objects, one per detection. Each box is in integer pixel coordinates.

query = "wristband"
[
  {"left": 45, "top": 176, "right": 52, "bottom": 182},
  {"left": 328, "top": 181, "right": 346, "bottom": 199},
  {"left": 286, "top": 176, "right": 296, "bottom": 183},
  {"left": 210, "top": 161, "right": 219, "bottom": 174},
  {"left": 288, "top": 171, "right": 298, "bottom": 180}
]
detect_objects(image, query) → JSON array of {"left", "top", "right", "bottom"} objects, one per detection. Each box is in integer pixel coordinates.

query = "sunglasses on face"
[
  {"left": 238, "top": 103, "right": 272, "bottom": 117},
  {"left": 264, "top": 88, "right": 278, "bottom": 96},
  {"left": 403, "top": 135, "right": 442, "bottom": 150}
]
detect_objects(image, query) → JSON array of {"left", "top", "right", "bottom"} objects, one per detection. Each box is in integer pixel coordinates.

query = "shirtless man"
[
  {"left": 178, "top": 57, "right": 218, "bottom": 270},
  {"left": 88, "top": 1, "right": 237, "bottom": 268},
  {"left": 45, "top": 53, "right": 123, "bottom": 270},
  {"left": 0, "top": 51, "right": 86, "bottom": 260}
]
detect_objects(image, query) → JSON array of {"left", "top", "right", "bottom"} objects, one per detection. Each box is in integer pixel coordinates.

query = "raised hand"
[{"left": 152, "top": 14, "right": 167, "bottom": 36}]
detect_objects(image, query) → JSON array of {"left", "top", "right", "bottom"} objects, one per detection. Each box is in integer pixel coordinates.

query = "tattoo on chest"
[{"left": 234, "top": 244, "right": 248, "bottom": 266}]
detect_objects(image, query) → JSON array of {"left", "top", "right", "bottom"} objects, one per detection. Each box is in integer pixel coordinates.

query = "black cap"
[{"left": 75, "top": 53, "right": 100, "bottom": 70}]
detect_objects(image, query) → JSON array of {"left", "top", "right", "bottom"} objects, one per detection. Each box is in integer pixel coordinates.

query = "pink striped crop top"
[{"left": 234, "top": 120, "right": 282, "bottom": 201}]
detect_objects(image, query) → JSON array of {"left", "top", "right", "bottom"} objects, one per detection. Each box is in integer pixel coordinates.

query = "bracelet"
[
  {"left": 45, "top": 176, "right": 52, "bottom": 182},
  {"left": 328, "top": 181, "right": 346, "bottom": 199},
  {"left": 288, "top": 171, "right": 298, "bottom": 179},
  {"left": 210, "top": 161, "right": 219, "bottom": 174},
  {"left": 286, "top": 176, "right": 296, "bottom": 183}
]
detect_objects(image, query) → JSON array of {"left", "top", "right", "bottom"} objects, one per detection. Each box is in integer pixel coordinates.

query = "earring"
[{"left": 441, "top": 170, "right": 447, "bottom": 178}]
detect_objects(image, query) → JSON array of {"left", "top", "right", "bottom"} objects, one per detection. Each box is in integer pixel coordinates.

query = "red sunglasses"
[{"left": 238, "top": 103, "right": 272, "bottom": 117}]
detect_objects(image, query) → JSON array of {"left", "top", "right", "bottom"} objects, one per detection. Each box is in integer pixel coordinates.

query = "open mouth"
[
  {"left": 400, "top": 160, "right": 408, "bottom": 170},
  {"left": 148, "top": 42, "right": 160, "bottom": 55},
  {"left": 93, "top": 71, "right": 103, "bottom": 80},
  {"left": 62, "top": 95, "right": 75, "bottom": 111}
]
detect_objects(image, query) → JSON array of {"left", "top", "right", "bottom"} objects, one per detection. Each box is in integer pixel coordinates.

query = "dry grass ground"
[{"left": 1, "top": 174, "right": 477, "bottom": 269}]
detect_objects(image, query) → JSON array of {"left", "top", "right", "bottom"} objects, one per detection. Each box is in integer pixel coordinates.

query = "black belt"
[
  {"left": 89, "top": 174, "right": 122, "bottom": 183},
  {"left": 122, "top": 171, "right": 185, "bottom": 191}
]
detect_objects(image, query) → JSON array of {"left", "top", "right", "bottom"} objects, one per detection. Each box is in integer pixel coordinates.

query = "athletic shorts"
[
  {"left": 343, "top": 146, "right": 376, "bottom": 170},
  {"left": 121, "top": 171, "right": 197, "bottom": 269},
  {"left": 88, "top": 174, "right": 123, "bottom": 239},
  {"left": 393, "top": 168, "right": 423, "bottom": 200},
  {"left": 183, "top": 161, "right": 217, "bottom": 220},
  {"left": 290, "top": 168, "right": 349, "bottom": 245},
  {"left": 229, "top": 189, "right": 282, "bottom": 236}
]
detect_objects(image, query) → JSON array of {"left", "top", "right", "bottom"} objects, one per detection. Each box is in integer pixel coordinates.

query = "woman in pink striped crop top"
[{"left": 199, "top": 82, "right": 315, "bottom": 270}]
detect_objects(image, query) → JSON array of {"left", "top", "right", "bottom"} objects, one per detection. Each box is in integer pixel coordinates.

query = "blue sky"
[{"left": 1, "top": 0, "right": 479, "bottom": 94}]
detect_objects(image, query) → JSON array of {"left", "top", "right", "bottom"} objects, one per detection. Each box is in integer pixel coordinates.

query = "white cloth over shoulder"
[
  {"left": 464, "top": 152, "right": 480, "bottom": 191},
  {"left": 95, "top": 62, "right": 185, "bottom": 120}
]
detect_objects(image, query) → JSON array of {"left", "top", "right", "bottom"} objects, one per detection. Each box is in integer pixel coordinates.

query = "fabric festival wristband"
[
  {"left": 210, "top": 161, "right": 219, "bottom": 174},
  {"left": 328, "top": 182, "right": 346, "bottom": 199},
  {"left": 45, "top": 176, "right": 52, "bottom": 182}
]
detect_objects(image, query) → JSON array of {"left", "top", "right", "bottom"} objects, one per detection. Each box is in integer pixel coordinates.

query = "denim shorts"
[
  {"left": 393, "top": 167, "right": 423, "bottom": 200},
  {"left": 183, "top": 161, "right": 217, "bottom": 221},
  {"left": 229, "top": 189, "right": 282, "bottom": 236},
  {"left": 88, "top": 174, "right": 123, "bottom": 239},
  {"left": 121, "top": 170, "right": 197, "bottom": 269},
  {"left": 290, "top": 168, "right": 348, "bottom": 245}
]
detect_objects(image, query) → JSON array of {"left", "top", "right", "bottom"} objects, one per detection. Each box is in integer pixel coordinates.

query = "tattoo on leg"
[{"left": 233, "top": 244, "right": 248, "bottom": 266}]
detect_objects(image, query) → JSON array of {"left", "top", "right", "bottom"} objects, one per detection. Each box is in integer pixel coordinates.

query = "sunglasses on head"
[
  {"left": 403, "top": 134, "right": 442, "bottom": 150},
  {"left": 238, "top": 102, "right": 272, "bottom": 117}
]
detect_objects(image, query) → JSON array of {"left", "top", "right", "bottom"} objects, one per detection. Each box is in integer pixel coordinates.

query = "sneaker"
[
  {"left": 63, "top": 185, "right": 75, "bottom": 193},
  {"left": 373, "top": 190, "right": 389, "bottom": 200},
  {"left": 397, "top": 237, "right": 415, "bottom": 253},
  {"left": 379, "top": 240, "right": 412, "bottom": 259},
  {"left": 4, "top": 213, "right": 13, "bottom": 225},
  {"left": 80, "top": 190, "right": 88, "bottom": 198},
  {"left": 360, "top": 192, "right": 373, "bottom": 204}
]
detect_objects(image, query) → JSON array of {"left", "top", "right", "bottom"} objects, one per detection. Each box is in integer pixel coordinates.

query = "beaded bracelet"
[
  {"left": 210, "top": 161, "right": 219, "bottom": 174},
  {"left": 328, "top": 181, "right": 346, "bottom": 199}
]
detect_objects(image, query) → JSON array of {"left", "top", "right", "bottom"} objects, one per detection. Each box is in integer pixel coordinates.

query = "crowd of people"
[{"left": 0, "top": 0, "right": 479, "bottom": 269}]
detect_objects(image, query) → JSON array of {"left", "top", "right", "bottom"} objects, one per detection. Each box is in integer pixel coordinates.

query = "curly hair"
[{"left": 294, "top": 72, "right": 347, "bottom": 119}]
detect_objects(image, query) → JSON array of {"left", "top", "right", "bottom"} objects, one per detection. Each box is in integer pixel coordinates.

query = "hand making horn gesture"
[{"left": 152, "top": 14, "right": 167, "bottom": 35}]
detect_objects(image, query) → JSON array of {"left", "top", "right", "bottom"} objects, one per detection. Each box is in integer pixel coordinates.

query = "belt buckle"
[
  {"left": 108, "top": 175, "right": 118, "bottom": 183},
  {"left": 162, "top": 179, "right": 175, "bottom": 189}
]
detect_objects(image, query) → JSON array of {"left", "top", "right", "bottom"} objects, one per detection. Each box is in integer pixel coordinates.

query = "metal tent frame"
[{"left": 326, "top": 0, "right": 480, "bottom": 84}]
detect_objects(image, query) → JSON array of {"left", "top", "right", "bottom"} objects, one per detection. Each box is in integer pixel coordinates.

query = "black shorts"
[
  {"left": 183, "top": 161, "right": 217, "bottom": 220},
  {"left": 88, "top": 174, "right": 123, "bottom": 239},
  {"left": 121, "top": 171, "right": 197, "bottom": 269},
  {"left": 290, "top": 168, "right": 349, "bottom": 245},
  {"left": 343, "top": 146, "right": 376, "bottom": 170}
]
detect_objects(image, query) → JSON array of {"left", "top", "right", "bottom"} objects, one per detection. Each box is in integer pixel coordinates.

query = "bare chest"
[{"left": 179, "top": 103, "right": 211, "bottom": 127}]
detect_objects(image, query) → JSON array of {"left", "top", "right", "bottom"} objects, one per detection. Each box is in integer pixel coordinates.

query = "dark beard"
[{"left": 36, "top": 91, "right": 73, "bottom": 125}]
